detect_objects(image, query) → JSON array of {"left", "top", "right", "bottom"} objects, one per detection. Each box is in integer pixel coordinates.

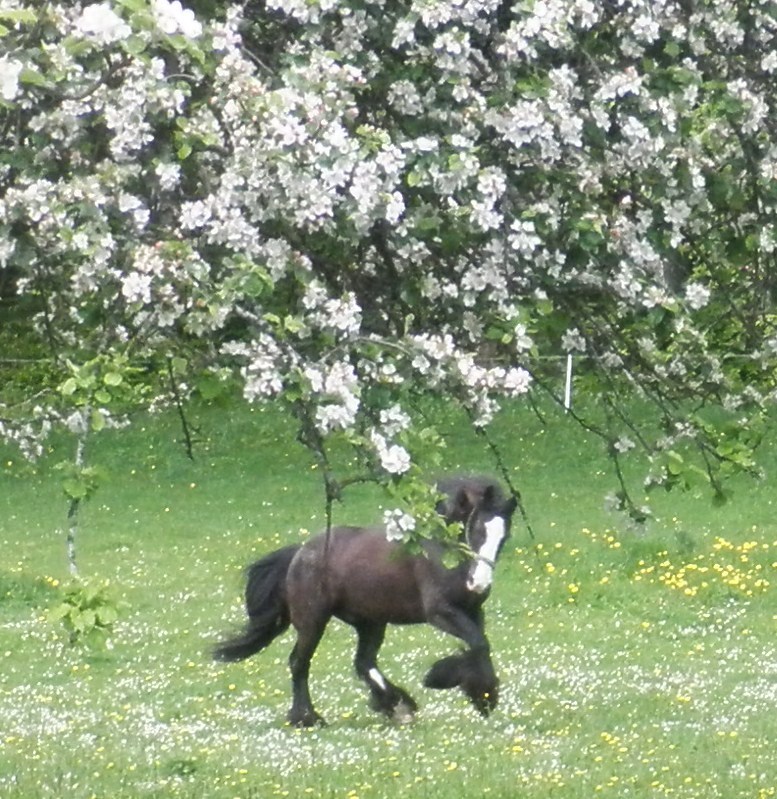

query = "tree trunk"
[{"left": 65, "top": 411, "right": 89, "bottom": 577}]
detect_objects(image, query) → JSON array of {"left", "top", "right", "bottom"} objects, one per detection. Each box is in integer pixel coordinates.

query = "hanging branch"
[
  {"left": 166, "top": 356, "right": 195, "bottom": 460},
  {"left": 293, "top": 400, "right": 340, "bottom": 540},
  {"left": 608, "top": 446, "right": 648, "bottom": 525},
  {"left": 292, "top": 400, "right": 378, "bottom": 557},
  {"left": 527, "top": 391, "right": 548, "bottom": 427},
  {"left": 464, "top": 406, "right": 536, "bottom": 541}
]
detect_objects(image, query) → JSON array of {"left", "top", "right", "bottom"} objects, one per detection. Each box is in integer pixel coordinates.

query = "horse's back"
[{"left": 286, "top": 527, "right": 427, "bottom": 625}]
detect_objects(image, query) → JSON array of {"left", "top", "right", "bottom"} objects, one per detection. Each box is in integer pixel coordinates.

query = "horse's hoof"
[
  {"left": 288, "top": 710, "right": 327, "bottom": 728},
  {"left": 472, "top": 689, "right": 498, "bottom": 717},
  {"left": 424, "top": 653, "right": 465, "bottom": 689},
  {"left": 391, "top": 699, "right": 417, "bottom": 725}
]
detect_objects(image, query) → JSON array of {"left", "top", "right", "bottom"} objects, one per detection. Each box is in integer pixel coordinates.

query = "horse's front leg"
[
  {"left": 353, "top": 623, "right": 417, "bottom": 723},
  {"left": 424, "top": 604, "right": 499, "bottom": 716}
]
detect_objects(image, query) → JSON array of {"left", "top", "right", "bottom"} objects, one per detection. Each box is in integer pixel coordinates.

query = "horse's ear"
[
  {"left": 456, "top": 486, "right": 480, "bottom": 517},
  {"left": 482, "top": 484, "right": 496, "bottom": 507},
  {"left": 437, "top": 486, "right": 477, "bottom": 521}
]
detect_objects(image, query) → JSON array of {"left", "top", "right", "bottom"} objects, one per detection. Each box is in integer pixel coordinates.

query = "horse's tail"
[{"left": 213, "top": 544, "right": 300, "bottom": 662}]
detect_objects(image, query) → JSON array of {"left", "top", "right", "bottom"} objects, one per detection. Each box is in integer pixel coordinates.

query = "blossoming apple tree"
[{"left": 2, "top": 0, "right": 777, "bottom": 562}]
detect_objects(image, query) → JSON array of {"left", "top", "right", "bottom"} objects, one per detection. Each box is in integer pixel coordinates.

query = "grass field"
[{"left": 2, "top": 398, "right": 777, "bottom": 798}]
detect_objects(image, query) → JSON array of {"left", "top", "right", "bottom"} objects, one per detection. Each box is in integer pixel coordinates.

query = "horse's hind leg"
[
  {"left": 354, "top": 623, "right": 417, "bottom": 723},
  {"left": 288, "top": 615, "right": 329, "bottom": 727}
]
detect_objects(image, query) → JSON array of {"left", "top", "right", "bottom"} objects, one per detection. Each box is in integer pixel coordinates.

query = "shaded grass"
[{"left": 1, "top": 398, "right": 777, "bottom": 798}]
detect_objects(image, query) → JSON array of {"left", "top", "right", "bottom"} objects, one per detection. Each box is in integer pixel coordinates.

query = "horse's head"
[{"left": 436, "top": 477, "right": 518, "bottom": 593}]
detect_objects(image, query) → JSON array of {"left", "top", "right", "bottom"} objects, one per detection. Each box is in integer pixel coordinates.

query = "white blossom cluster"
[
  {"left": 222, "top": 337, "right": 293, "bottom": 403},
  {"left": 0, "top": 415, "right": 50, "bottom": 460},
  {"left": 304, "top": 361, "right": 361, "bottom": 433},
  {"left": 370, "top": 430, "right": 412, "bottom": 475},
  {"left": 383, "top": 508, "right": 416, "bottom": 542},
  {"left": 0, "top": 56, "right": 23, "bottom": 100},
  {"left": 302, "top": 281, "right": 362, "bottom": 340},
  {"left": 152, "top": 0, "right": 202, "bottom": 38},
  {"left": 2, "top": 0, "right": 777, "bottom": 505},
  {"left": 74, "top": 3, "right": 131, "bottom": 44}
]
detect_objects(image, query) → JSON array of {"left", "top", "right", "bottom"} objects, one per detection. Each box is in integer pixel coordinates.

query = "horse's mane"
[
  {"left": 436, "top": 475, "right": 505, "bottom": 500},
  {"left": 435, "top": 475, "right": 506, "bottom": 522}
]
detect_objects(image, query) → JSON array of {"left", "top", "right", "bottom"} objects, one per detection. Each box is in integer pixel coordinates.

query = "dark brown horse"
[{"left": 214, "top": 476, "right": 517, "bottom": 726}]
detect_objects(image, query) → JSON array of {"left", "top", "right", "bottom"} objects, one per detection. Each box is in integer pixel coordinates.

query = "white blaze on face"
[{"left": 467, "top": 516, "right": 506, "bottom": 594}]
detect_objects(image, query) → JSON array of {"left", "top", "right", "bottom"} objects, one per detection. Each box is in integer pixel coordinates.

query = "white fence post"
[{"left": 564, "top": 353, "right": 573, "bottom": 412}]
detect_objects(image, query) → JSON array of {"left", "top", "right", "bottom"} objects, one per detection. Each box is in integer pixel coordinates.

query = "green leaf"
[
  {"left": 47, "top": 604, "right": 72, "bottom": 623},
  {"left": 0, "top": 9, "right": 37, "bottom": 23},
  {"left": 63, "top": 478, "right": 88, "bottom": 501},
  {"left": 536, "top": 298, "right": 554, "bottom": 316},
  {"left": 84, "top": 582, "right": 102, "bottom": 604},
  {"left": 96, "top": 606, "right": 118, "bottom": 626},
  {"left": 91, "top": 409, "right": 106, "bottom": 432},
  {"left": 123, "top": 34, "right": 149, "bottom": 56},
  {"left": 414, "top": 215, "right": 440, "bottom": 232},
  {"left": 664, "top": 41, "right": 681, "bottom": 58},
  {"left": 61, "top": 378, "right": 78, "bottom": 396},
  {"left": 484, "top": 326, "right": 506, "bottom": 342},
  {"left": 441, "top": 548, "right": 462, "bottom": 570},
  {"left": 103, "top": 372, "right": 123, "bottom": 387},
  {"left": 74, "top": 608, "right": 96, "bottom": 632},
  {"left": 666, "top": 453, "right": 684, "bottom": 476},
  {"left": 241, "top": 272, "right": 269, "bottom": 298},
  {"left": 62, "top": 36, "right": 95, "bottom": 58},
  {"left": 283, "top": 315, "right": 305, "bottom": 334},
  {"left": 19, "top": 67, "right": 49, "bottom": 88},
  {"left": 115, "top": 0, "right": 150, "bottom": 11},
  {"left": 83, "top": 627, "right": 108, "bottom": 649},
  {"left": 196, "top": 374, "right": 225, "bottom": 401}
]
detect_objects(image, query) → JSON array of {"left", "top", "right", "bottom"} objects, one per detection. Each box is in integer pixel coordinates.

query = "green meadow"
[{"left": 1, "top": 399, "right": 776, "bottom": 798}]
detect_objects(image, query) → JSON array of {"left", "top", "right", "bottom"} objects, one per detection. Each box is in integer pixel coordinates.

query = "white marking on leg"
[
  {"left": 368, "top": 667, "right": 387, "bottom": 691},
  {"left": 468, "top": 516, "right": 506, "bottom": 594}
]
